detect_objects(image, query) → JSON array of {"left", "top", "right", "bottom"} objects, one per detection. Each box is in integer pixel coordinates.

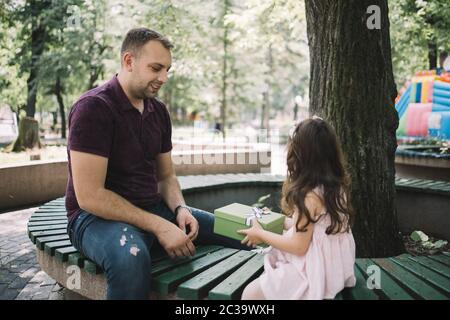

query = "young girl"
[{"left": 238, "top": 117, "right": 356, "bottom": 300}]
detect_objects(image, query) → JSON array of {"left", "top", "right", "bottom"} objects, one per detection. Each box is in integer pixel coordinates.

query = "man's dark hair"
[{"left": 120, "top": 28, "right": 173, "bottom": 58}]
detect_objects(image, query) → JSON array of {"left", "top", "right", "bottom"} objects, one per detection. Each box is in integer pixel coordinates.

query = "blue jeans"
[{"left": 67, "top": 200, "right": 251, "bottom": 300}]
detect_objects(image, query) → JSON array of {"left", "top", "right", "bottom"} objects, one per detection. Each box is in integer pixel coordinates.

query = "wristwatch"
[{"left": 174, "top": 205, "right": 192, "bottom": 217}]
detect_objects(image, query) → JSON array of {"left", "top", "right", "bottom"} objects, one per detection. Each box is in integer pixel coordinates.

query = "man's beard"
[{"left": 132, "top": 83, "right": 157, "bottom": 99}]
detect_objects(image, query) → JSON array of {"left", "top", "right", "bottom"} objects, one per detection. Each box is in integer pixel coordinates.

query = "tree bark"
[
  {"left": 428, "top": 41, "right": 437, "bottom": 70},
  {"left": 261, "top": 45, "right": 273, "bottom": 132},
  {"left": 55, "top": 75, "right": 66, "bottom": 139},
  {"left": 220, "top": 0, "right": 230, "bottom": 141},
  {"left": 305, "top": 0, "right": 404, "bottom": 257},
  {"left": 26, "top": 0, "right": 47, "bottom": 117},
  {"left": 11, "top": 117, "right": 42, "bottom": 151}
]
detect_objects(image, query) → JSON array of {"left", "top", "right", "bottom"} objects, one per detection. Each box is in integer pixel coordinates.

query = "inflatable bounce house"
[{"left": 396, "top": 70, "right": 450, "bottom": 140}]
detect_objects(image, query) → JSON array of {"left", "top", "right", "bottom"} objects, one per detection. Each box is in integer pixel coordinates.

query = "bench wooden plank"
[
  {"left": 35, "top": 209, "right": 67, "bottom": 213},
  {"left": 29, "top": 229, "right": 67, "bottom": 243},
  {"left": 36, "top": 235, "right": 70, "bottom": 250},
  {"left": 208, "top": 253, "right": 264, "bottom": 300},
  {"left": 408, "top": 256, "right": 450, "bottom": 278},
  {"left": 28, "top": 220, "right": 68, "bottom": 226},
  {"left": 84, "top": 259, "right": 103, "bottom": 274},
  {"left": 427, "top": 254, "right": 450, "bottom": 267},
  {"left": 177, "top": 250, "right": 256, "bottom": 299},
  {"left": 151, "top": 245, "right": 223, "bottom": 276},
  {"left": 68, "top": 252, "right": 86, "bottom": 267},
  {"left": 31, "top": 212, "right": 67, "bottom": 217},
  {"left": 390, "top": 255, "right": 450, "bottom": 295},
  {"left": 356, "top": 259, "right": 414, "bottom": 300},
  {"left": 28, "top": 224, "right": 67, "bottom": 232},
  {"left": 55, "top": 246, "right": 79, "bottom": 262},
  {"left": 30, "top": 213, "right": 67, "bottom": 220},
  {"left": 29, "top": 216, "right": 68, "bottom": 222},
  {"left": 44, "top": 240, "right": 73, "bottom": 256},
  {"left": 152, "top": 248, "right": 238, "bottom": 295},
  {"left": 342, "top": 262, "right": 380, "bottom": 300},
  {"left": 373, "top": 258, "right": 447, "bottom": 300}
]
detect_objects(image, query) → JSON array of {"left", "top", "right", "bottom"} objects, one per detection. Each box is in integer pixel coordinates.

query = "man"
[{"left": 66, "top": 28, "right": 250, "bottom": 299}]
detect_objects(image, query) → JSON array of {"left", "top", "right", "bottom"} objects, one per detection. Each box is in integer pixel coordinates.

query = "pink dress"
[{"left": 259, "top": 190, "right": 356, "bottom": 300}]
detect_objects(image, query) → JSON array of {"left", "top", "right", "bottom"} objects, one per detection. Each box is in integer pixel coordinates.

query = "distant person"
[
  {"left": 239, "top": 116, "right": 356, "bottom": 300},
  {"left": 65, "top": 28, "right": 251, "bottom": 300}
]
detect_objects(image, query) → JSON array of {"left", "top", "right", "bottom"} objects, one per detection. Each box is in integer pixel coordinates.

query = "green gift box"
[{"left": 213, "top": 203, "right": 285, "bottom": 241}]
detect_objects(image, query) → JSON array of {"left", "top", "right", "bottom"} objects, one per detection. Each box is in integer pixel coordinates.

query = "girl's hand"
[{"left": 237, "top": 218, "right": 264, "bottom": 247}]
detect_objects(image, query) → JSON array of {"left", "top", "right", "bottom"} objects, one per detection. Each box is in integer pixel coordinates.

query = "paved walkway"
[{"left": 0, "top": 207, "right": 64, "bottom": 300}]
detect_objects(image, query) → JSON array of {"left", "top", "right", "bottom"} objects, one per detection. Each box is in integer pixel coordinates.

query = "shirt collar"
[{"left": 111, "top": 74, "right": 155, "bottom": 114}]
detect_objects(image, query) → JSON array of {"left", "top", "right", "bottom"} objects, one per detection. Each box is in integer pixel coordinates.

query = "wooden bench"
[{"left": 27, "top": 174, "right": 450, "bottom": 300}]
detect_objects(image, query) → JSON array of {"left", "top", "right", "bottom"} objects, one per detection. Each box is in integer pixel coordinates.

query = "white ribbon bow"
[{"left": 245, "top": 207, "right": 271, "bottom": 226}]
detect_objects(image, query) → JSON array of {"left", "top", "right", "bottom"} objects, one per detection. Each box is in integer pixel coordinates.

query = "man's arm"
[
  {"left": 70, "top": 150, "right": 195, "bottom": 258},
  {"left": 156, "top": 151, "right": 199, "bottom": 241},
  {"left": 156, "top": 151, "right": 186, "bottom": 213}
]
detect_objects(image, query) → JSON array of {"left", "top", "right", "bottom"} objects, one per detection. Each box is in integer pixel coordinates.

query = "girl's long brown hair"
[{"left": 281, "top": 118, "right": 354, "bottom": 235}]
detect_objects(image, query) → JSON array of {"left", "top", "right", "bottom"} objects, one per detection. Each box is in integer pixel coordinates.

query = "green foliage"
[
  {"left": 2, "top": 0, "right": 445, "bottom": 132},
  {"left": 390, "top": 0, "right": 450, "bottom": 86}
]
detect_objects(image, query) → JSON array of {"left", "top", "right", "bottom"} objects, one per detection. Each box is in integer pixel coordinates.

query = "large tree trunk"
[
  {"left": 305, "top": 0, "right": 404, "bottom": 258},
  {"left": 26, "top": 1, "right": 47, "bottom": 117},
  {"left": 261, "top": 45, "right": 273, "bottom": 132},
  {"left": 55, "top": 75, "right": 66, "bottom": 139},
  {"left": 220, "top": 0, "right": 230, "bottom": 141},
  {"left": 428, "top": 41, "right": 437, "bottom": 70},
  {"left": 11, "top": 117, "right": 42, "bottom": 151}
]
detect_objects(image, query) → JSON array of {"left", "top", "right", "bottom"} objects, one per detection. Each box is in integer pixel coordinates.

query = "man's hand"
[
  {"left": 176, "top": 208, "right": 199, "bottom": 242},
  {"left": 155, "top": 220, "right": 196, "bottom": 259},
  {"left": 237, "top": 218, "right": 264, "bottom": 247}
]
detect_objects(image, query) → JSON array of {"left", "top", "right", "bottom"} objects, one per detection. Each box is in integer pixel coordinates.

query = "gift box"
[{"left": 213, "top": 203, "right": 285, "bottom": 241}]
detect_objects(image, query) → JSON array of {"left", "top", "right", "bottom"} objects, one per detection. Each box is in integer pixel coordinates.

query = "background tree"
[
  {"left": 305, "top": 0, "right": 405, "bottom": 257},
  {"left": 390, "top": 0, "right": 450, "bottom": 85}
]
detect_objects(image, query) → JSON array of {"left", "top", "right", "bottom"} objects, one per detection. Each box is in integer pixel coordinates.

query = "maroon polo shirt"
[{"left": 65, "top": 75, "right": 172, "bottom": 223}]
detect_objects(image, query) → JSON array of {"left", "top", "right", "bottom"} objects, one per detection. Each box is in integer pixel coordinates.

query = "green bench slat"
[
  {"left": 408, "top": 256, "right": 450, "bottom": 278},
  {"left": 29, "top": 229, "right": 68, "bottom": 243},
  {"left": 356, "top": 259, "right": 414, "bottom": 300},
  {"left": 31, "top": 212, "right": 67, "bottom": 219},
  {"left": 84, "top": 259, "right": 103, "bottom": 274},
  {"left": 44, "top": 240, "right": 73, "bottom": 256},
  {"left": 68, "top": 252, "right": 86, "bottom": 267},
  {"left": 40, "top": 204, "right": 65, "bottom": 208},
  {"left": 425, "top": 181, "right": 449, "bottom": 188},
  {"left": 443, "top": 252, "right": 450, "bottom": 257},
  {"left": 28, "top": 224, "right": 67, "bottom": 233},
  {"left": 390, "top": 255, "right": 450, "bottom": 295},
  {"left": 35, "top": 209, "right": 67, "bottom": 213},
  {"left": 29, "top": 216, "right": 68, "bottom": 222},
  {"left": 28, "top": 220, "right": 68, "bottom": 227},
  {"left": 373, "top": 258, "right": 447, "bottom": 300},
  {"left": 36, "top": 235, "right": 70, "bottom": 250},
  {"left": 342, "top": 262, "right": 380, "bottom": 300},
  {"left": 208, "top": 253, "right": 265, "bottom": 300},
  {"left": 177, "top": 250, "right": 256, "bottom": 299},
  {"left": 55, "top": 246, "right": 79, "bottom": 262},
  {"left": 334, "top": 292, "right": 344, "bottom": 300},
  {"left": 407, "top": 180, "right": 435, "bottom": 187},
  {"left": 396, "top": 179, "right": 420, "bottom": 187},
  {"left": 427, "top": 254, "right": 450, "bottom": 267},
  {"left": 152, "top": 248, "right": 238, "bottom": 295},
  {"left": 151, "top": 245, "right": 223, "bottom": 276}
]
